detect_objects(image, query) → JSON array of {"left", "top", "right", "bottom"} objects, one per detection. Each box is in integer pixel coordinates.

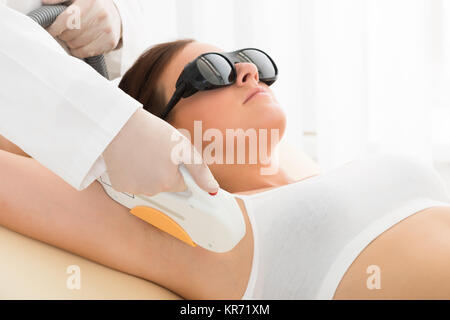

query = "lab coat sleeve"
[
  {"left": 111, "top": 0, "right": 178, "bottom": 75},
  {"left": 0, "top": 5, "right": 142, "bottom": 190}
]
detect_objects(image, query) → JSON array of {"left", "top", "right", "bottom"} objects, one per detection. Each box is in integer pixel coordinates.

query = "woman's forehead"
[{"left": 176, "top": 42, "right": 223, "bottom": 72}]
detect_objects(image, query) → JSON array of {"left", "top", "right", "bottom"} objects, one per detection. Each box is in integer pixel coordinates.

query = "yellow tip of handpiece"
[{"left": 130, "top": 206, "right": 197, "bottom": 247}]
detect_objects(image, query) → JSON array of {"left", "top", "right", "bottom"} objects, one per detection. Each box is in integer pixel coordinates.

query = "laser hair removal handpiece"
[{"left": 98, "top": 165, "right": 246, "bottom": 253}]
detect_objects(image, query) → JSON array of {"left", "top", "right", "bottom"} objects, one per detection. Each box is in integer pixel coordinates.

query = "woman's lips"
[{"left": 244, "top": 86, "right": 269, "bottom": 104}]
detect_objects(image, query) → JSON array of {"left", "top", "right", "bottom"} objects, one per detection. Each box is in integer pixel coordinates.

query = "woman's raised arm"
[{"left": 0, "top": 149, "right": 253, "bottom": 299}]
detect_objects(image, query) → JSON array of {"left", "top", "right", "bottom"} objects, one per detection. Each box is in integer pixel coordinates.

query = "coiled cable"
[{"left": 28, "top": 5, "right": 109, "bottom": 79}]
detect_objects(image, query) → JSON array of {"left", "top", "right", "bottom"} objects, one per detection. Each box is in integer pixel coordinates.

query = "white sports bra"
[{"left": 236, "top": 153, "right": 450, "bottom": 299}]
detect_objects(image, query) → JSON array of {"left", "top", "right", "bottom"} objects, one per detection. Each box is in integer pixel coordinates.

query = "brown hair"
[{"left": 118, "top": 39, "right": 195, "bottom": 119}]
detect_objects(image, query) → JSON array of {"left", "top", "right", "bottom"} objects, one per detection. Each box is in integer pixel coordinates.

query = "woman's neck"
[
  {"left": 210, "top": 148, "right": 321, "bottom": 195},
  {"left": 211, "top": 163, "right": 295, "bottom": 194}
]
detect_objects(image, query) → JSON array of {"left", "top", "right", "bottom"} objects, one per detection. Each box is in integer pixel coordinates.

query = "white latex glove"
[
  {"left": 102, "top": 108, "right": 220, "bottom": 196},
  {"left": 42, "top": 0, "right": 122, "bottom": 58}
]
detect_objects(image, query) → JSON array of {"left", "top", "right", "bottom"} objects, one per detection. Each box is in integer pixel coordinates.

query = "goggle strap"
[{"left": 160, "top": 83, "right": 186, "bottom": 119}]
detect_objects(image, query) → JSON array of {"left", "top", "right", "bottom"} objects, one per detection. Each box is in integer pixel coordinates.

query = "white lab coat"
[{"left": 0, "top": 1, "right": 177, "bottom": 190}]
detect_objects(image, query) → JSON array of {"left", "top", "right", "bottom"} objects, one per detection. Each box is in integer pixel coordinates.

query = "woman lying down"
[{"left": 1, "top": 39, "right": 450, "bottom": 300}]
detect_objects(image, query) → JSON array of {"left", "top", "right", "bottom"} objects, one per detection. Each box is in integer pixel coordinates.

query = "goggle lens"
[
  {"left": 196, "top": 53, "right": 235, "bottom": 86},
  {"left": 196, "top": 49, "right": 277, "bottom": 87},
  {"left": 237, "top": 49, "right": 277, "bottom": 81}
]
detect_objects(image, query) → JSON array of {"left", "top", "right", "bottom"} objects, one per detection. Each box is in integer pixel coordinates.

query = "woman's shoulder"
[{"left": 236, "top": 152, "right": 450, "bottom": 201}]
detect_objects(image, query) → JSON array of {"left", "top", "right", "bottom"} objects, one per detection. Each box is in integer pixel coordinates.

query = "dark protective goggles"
[{"left": 160, "top": 48, "right": 278, "bottom": 119}]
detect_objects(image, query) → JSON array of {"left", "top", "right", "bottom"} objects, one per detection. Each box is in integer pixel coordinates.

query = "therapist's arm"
[
  {"left": 0, "top": 5, "right": 140, "bottom": 191},
  {"left": 0, "top": 5, "right": 219, "bottom": 195}
]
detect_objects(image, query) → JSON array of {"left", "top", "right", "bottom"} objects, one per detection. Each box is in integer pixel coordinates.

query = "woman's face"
[{"left": 159, "top": 41, "right": 286, "bottom": 151}]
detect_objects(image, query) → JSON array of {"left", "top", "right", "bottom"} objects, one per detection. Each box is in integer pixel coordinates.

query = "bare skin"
[
  {"left": 0, "top": 134, "right": 28, "bottom": 157},
  {"left": 1, "top": 41, "right": 450, "bottom": 299}
]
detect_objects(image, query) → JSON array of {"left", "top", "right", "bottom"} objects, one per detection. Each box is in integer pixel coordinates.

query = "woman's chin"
[{"left": 247, "top": 105, "right": 286, "bottom": 136}]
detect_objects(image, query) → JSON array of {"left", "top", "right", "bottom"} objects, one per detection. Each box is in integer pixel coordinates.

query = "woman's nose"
[{"left": 235, "top": 63, "right": 259, "bottom": 86}]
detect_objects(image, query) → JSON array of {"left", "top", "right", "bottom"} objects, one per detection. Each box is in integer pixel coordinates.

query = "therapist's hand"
[
  {"left": 102, "top": 108, "right": 220, "bottom": 196},
  {"left": 42, "top": 0, "right": 122, "bottom": 58}
]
